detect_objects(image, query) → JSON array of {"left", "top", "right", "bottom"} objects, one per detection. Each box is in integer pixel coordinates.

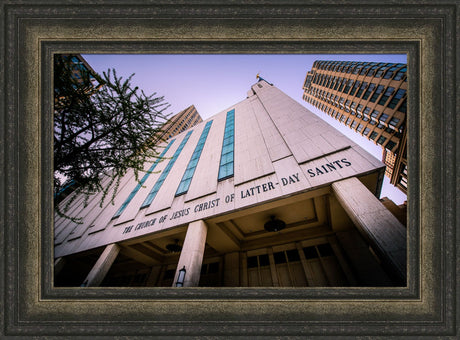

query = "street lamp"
[{"left": 175, "top": 266, "right": 186, "bottom": 287}]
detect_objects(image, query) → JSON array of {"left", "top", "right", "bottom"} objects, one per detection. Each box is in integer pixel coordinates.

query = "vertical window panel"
[
  {"left": 218, "top": 109, "right": 235, "bottom": 181},
  {"left": 112, "top": 139, "right": 175, "bottom": 218},
  {"left": 141, "top": 130, "right": 193, "bottom": 208},
  {"left": 175, "top": 121, "right": 213, "bottom": 196}
]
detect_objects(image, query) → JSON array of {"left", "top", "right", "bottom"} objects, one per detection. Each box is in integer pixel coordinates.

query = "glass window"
[
  {"left": 375, "top": 64, "right": 390, "bottom": 78},
  {"left": 377, "top": 136, "right": 387, "bottom": 145},
  {"left": 397, "top": 99, "right": 407, "bottom": 113},
  {"left": 349, "top": 81, "right": 361, "bottom": 96},
  {"left": 362, "top": 83, "right": 376, "bottom": 100},
  {"left": 394, "top": 67, "right": 407, "bottom": 81},
  {"left": 334, "top": 77, "right": 342, "bottom": 90},
  {"left": 367, "top": 65, "right": 379, "bottom": 76},
  {"left": 369, "top": 131, "right": 378, "bottom": 140},
  {"left": 369, "top": 85, "right": 384, "bottom": 103},
  {"left": 380, "top": 113, "right": 389, "bottom": 122},
  {"left": 218, "top": 109, "right": 235, "bottom": 181},
  {"left": 350, "top": 102, "right": 357, "bottom": 110},
  {"left": 317, "top": 243, "right": 334, "bottom": 257},
  {"left": 378, "top": 87, "right": 395, "bottom": 106},
  {"left": 389, "top": 117, "right": 400, "bottom": 126},
  {"left": 343, "top": 79, "right": 354, "bottom": 93},
  {"left": 360, "top": 65, "right": 371, "bottom": 75},
  {"left": 274, "top": 251, "right": 287, "bottom": 264},
  {"left": 356, "top": 82, "right": 368, "bottom": 98},
  {"left": 357, "top": 124, "right": 364, "bottom": 132},
  {"left": 218, "top": 162, "right": 233, "bottom": 180},
  {"left": 383, "top": 66, "right": 399, "bottom": 79},
  {"left": 112, "top": 139, "right": 176, "bottom": 218},
  {"left": 370, "top": 109, "right": 380, "bottom": 118},
  {"left": 387, "top": 89, "right": 406, "bottom": 109},
  {"left": 303, "top": 246, "right": 318, "bottom": 259},
  {"left": 363, "top": 127, "right": 371, "bottom": 136},
  {"left": 330, "top": 77, "right": 338, "bottom": 89},
  {"left": 175, "top": 121, "right": 213, "bottom": 196},
  {"left": 141, "top": 130, "right": 193, "bottom": 208},
  {"left": 385, "top": 126, "right": 395, "bottom": 133}
]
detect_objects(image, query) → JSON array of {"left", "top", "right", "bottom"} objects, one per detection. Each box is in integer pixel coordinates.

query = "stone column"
[
  {"left": 82, "top": 243, "right": 120, "bottom": 287},
  {"left": 173, "top": 220, "right": 208, "bottom": 287},
  {"left": 332, "top": 177, "right": 407, "bottom": 284}
]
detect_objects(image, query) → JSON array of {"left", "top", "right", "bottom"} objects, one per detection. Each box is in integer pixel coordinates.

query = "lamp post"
[{"left": 175, "top": 266, "right": 186, "bottom": 287}]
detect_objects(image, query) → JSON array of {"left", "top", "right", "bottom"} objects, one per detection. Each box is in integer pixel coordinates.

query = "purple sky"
[{"left": 82, "top": 53, "right": 407, "bottom": 204}]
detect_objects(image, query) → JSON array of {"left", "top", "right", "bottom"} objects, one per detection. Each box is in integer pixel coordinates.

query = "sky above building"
[{"left": 82, "top": 53, "right": 407, "bottom": 204}]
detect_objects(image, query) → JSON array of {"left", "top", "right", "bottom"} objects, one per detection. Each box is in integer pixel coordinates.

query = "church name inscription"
[
  {"left": 306, "top": 158, "right": 351, "bottom": 177},
  {"left": 121, "top": 158, "right": 351, "bottom": 235}
]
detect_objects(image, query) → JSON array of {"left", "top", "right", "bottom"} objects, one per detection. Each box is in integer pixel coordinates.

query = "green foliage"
[{"left": 54, "top": 55, "right": 170, "bottom": 218}]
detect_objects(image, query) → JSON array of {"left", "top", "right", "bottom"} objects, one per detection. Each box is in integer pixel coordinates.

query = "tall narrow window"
[
  {"left": 112, "top": 139, "right": 176, "bottom": 218},
  {"left": 218, "top": 109, "right": 235, "bottom": 181},
  {"left": 141, "top": 130, "right": 193, "bottom": 208},
  {"left": 175, "top": 121, "right": 213, "bottom": 196}
]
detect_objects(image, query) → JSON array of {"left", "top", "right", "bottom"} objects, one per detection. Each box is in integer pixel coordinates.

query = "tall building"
[
  {"left": 55, "top": 54, "right": 100, "bottom": 89},
  {"left": 160, "top": 105, "right": 203, "bottom": 141},
  {"left": 53, "top": 54, "right": 101, "bottom": 202},
  {"left": 302, "top": 60, "right": 408, "bottom": 194},
  {"left": 54, "top": 79, "right": 406, "bottom": 288},
  {"left": 54, "top": 56, "right": 202, "bottom": 201}
]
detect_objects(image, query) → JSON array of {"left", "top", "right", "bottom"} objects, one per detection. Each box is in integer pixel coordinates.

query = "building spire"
[{"left": 256, "top": 73, "right": 273, "bottom": 86}]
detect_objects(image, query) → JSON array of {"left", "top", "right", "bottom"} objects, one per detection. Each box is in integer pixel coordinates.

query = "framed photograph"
[{"left": 1, "top": 1, "right": 457, "bottom": 338}]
